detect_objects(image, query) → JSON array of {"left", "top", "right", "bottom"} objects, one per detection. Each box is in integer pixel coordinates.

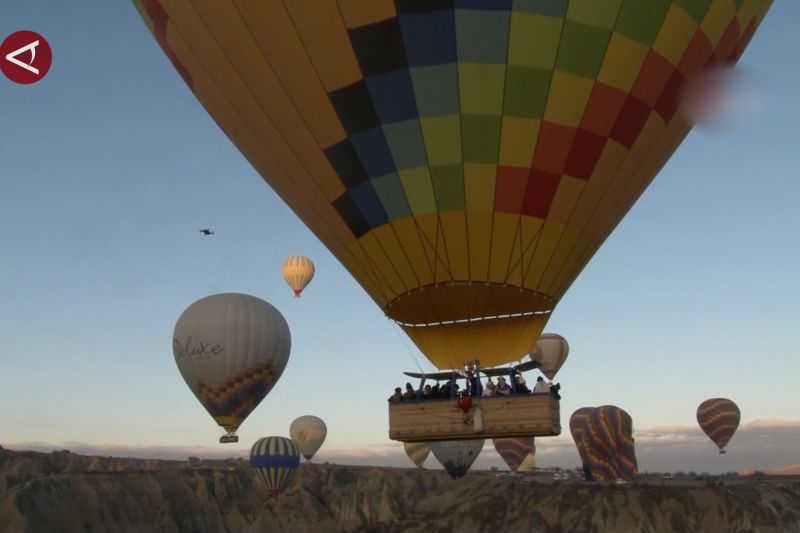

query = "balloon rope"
[{"left": 391, "top": 322, "right": 426, "bottom": 376}]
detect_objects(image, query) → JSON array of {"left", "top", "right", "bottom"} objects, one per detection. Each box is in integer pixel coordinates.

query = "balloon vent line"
[
  {"left": 395, "top": 309, "right": 552, "bottom": 328},
  {"left": 391, "top": 322, "right": 426, "bottom": 375}
]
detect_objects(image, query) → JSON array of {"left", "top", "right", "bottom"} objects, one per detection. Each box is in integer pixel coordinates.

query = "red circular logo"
[{"left": 1, "top": 30, "right": 52, "bottom": 84}]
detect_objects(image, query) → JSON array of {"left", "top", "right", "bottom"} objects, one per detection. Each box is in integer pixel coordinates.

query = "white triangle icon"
[{"left": 5, "top": 40, "right": 40, "bottom": 75}]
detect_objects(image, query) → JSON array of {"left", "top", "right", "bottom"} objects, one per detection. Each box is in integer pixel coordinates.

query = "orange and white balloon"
[{"left": 281, "top": 256, "right": 315, "bottom": 298}]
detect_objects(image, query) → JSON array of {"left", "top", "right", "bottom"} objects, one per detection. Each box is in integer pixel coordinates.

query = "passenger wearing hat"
[{"left": 496, "top": 377, "right": 512, "bottom": 396}]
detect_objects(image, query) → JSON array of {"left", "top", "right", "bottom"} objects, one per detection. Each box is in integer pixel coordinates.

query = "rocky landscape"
[{"left": 1, "top": 445, "right": 799, "bottom": 532}]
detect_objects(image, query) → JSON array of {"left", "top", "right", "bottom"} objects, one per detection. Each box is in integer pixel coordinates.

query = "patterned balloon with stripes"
[
  {"left": 135, "top": 0, "right": 773, "bottom": 372},
  {"left": 579, "top": 405, "right": 637, "bottom": 481},
  {"left": 250, "top": 436, "right": 301, "bottom": 496},
  {"left": 281, "top": 256, "right": 316, "bottom": 297},
  {"left": 696, "top": 398, "right": 740, "bottom": 454},
  {"left": 492, "top": 437, "right": 535, "bottom": 473},
  {"left": 569, "top": 407, "right": 594, "bottom": 466},
  {"left": 403, "top": 442, "right": 431, "bottom": 468}
]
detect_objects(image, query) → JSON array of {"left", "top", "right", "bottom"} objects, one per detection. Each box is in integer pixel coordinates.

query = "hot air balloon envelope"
[
  {"left": 250, "top": 436, "right": 301, "bottom": 496},
  {"left": 282, "top": 256, "right": 315, "bottom": 297},
  {"left": 493, "top": 437, "right": 535, "bottom": 473},
  {"left": 529, "top": 333, "right": 569, "bottom": 380},
  {"left": 137, "top": 0, "right": 772, "bottom": 370},
  {"left": 290, "top": 415, "right": 328, "bottom": 461},
  {"left": 578, "top": 405, "right": 637, "bottom": 481},
  {"left": 431, "top": 439, "right": 484, "bottom": 479},
  {"left": 173, "top": 293, "right": 291, "bottom": 440},
  {"left": 697, "top": 398, "right": 740, "bottom": 454},
  {"left": 403, "top": 442, "right": 431, "bottom": 469}
]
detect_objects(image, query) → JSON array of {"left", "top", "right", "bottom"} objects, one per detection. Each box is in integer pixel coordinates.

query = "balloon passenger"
[
  {"left": 403, "top": 383, "right": 416, "bottom": 401},
  {"left": 466, "top": 371, "right": 480, "bottom": 397},
  {"left": 550, "top": 383, "right": 562, "bottom": 400},
  {"left": 496, "top": 377, "right": 512, "bottom": 396},
  {"left": 482, "top": 379, "right": 496, "bottom": 397},
  {"left": 533, "top": 376, "right": 550, "bottom": 394},
  {"left": 388, "top": 387, "right": 403, "bottom": 403},
  {"left": 515, "top": 375, "right": 530, "bottom": 394}
]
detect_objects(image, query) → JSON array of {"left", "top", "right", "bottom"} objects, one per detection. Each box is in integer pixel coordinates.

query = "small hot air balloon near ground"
[
  {"left": 431, "top": 440, "right": 484, "bottom": 480},
  {"left": 697, "top": 398, "right": 740, "bottom": 454},
  {"left": 250, "top": 436, "right": 301, "bottom": 497},
  {"left": 403, "top": 442, "right": 431, "bottom": 469},
  {"left": 290, "top": 415, "right": 327, "bottom": 461},
  {"left": 577, "top": 405, "right": 637, "bottom": 482},
  {"left": 281, "top": 256, "right": 315, "bottom": 297},
  {"left": 528, "top": 333, "right": 569, "bottom": 380},
  {"left": 493, "top": 437, "right": 535, "bottom": 473},
  {"left": 172, "top": 293, "right": 291, "bottom": 443}
]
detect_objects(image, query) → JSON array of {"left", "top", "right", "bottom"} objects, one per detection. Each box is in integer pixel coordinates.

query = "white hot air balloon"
[
  {"left": 431, "top": 440, "right": 485, "bottom": 479},
  {"left": 173, "top": 293, "right": 291, "bottom": 443},
  {"left": 290, "top": 415, "right": 327, "bottom": 461},
  {"left": 281, "top": 256, "right": 315, "bottom": 297},
  {"left": 529, "top": 333, "right": 569, "bottom": 380}
]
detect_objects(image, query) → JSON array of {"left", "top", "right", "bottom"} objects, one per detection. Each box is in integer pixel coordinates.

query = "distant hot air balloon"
[
  {"left": 697, "top": 398, "right": 740, "bottom": 454},
  {"left": 250, "top": 436, "right": 301, "bottom": 497},
  {"left": 137, "top": 1, "right": 772, "bottom": 371},
  {"left": 403, "top": 442, "right": 431, "bottom": 469},
  {"left": 431, "top": 440, "right": 484, "bottom": 480},
  {"left": 493, "top": 437, "right": 535, "bottom": 473},
  {"left": 529, "top": 333, "right": 569, "bottom": 380},
  {"left": 281, "top": 256, "right": 315, "bottom": 297},
  {"left": 517, "top": 452, "right": 536, "bottom": 473},
  {"left": 290, "top": 415, "right": 327, "bottom": 461},
  {"left": 579, "top": 405, "right": 637, "bottom": 482},
  {"left": 172, "top": 293, "right": 291, "bottom": 443}
]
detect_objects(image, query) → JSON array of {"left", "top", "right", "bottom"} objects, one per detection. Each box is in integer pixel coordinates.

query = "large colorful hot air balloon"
[
  {"left": 282, "top": 256, "right": 315, "bottom": 297},
  {"left": 250, "top": 436, "right": 301, "bottom": 496},
  {"left": 493, "top": 437, "right": 535, "bottom": 473},
  {"left": 529, "top": 333, "right": 569, "bottom": 380},
  {"left": 697, "top": 398, "right": 740, "bottom": 454},
  {"left": 403, "top": 442, "right": 431, "bottom": 469},
  {"left": 290, "top": 415, "right": 327, "bottom": 461},
  {"left": 172, "top": 293, "right": 291, "bottom": 442},
  {"left": 137, "top": 1, "right": 771, "bottom": 371},
  {"left": 578, "top": 405, "right": 637, "bottom": 481},
  {"left": 431, "top": 439, "right": 484, "bottom": 479}
]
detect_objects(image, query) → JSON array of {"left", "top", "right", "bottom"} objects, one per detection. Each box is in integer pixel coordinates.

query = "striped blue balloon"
[{"left": 250, "top": 436, "right": 301, "bottom": 495}]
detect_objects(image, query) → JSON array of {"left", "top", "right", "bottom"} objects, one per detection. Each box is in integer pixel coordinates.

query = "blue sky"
[{"left": 1, "top": 2, "right": 798, "bottom": 473}]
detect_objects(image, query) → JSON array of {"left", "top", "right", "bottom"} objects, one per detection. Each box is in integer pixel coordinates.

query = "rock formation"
[{"left": 1, "top": 448, "right": 799, "bottom": 532}]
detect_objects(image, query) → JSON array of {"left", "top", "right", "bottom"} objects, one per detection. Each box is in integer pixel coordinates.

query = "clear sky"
[{"left": 1, "top": 2, "right": 798, "bottom": 474}]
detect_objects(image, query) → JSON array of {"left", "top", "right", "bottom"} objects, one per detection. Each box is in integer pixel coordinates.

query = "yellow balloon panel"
[
  {"left": 137, "top": 0, "right": 772, "bottom": 369},
  {"left": 402, "top": 313, "right": 548, "bottom": 370}
]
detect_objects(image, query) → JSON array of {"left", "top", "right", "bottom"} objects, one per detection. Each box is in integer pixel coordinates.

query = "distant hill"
[
  {"left": 739, "top": 464, "right": 800, "bottom": 476},
  {"left": 1, "top": 446, "right": 799, "bottom": 532}
]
